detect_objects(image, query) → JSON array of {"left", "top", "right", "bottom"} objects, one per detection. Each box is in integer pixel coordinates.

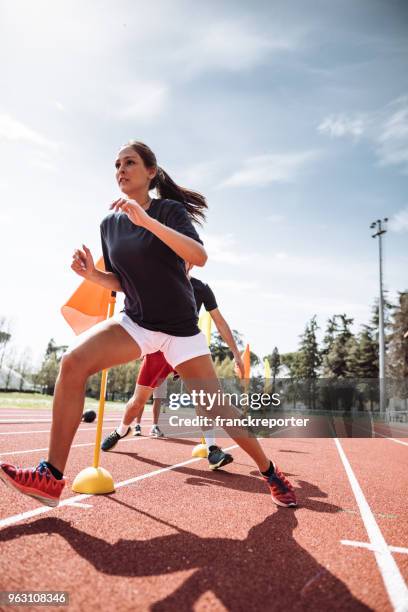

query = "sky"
[{"left": 1, "top": 0, "right": 408, "bottom": 367}]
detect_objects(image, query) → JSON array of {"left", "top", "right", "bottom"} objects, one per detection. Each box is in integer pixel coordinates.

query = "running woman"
[
  {"left": 0, "top": 141, "right": 296, "bottom": 508},
  {"left": 101, "top": 272, "right": 245, "bottom": 471}
]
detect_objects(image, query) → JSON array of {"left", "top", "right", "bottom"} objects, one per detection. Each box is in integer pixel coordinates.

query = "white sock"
[
  {"left": 116, "top": 421, "right": 129, "bottom": 436},
  {"left": 203, "top": 430, "right": 216, "bottom": 452}
]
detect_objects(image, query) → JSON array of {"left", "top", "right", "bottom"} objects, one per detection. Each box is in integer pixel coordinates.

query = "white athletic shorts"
[{"left": 117, "top": 312, "right": 210, "bottom": 369}]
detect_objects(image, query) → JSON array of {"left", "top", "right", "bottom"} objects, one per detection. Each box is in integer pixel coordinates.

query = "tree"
[
  {"left": 0, "top": 317, "right": 12, "bottom": 369},
  {"left": 369, "top": 294, "right": 393, "bottom": 348},
  {"left": 265, "top": 347, "right": 280, "bottom": 386},
  {"left": 210, "top": 330, "right": 243, "bottom": 362},
  {"left": 321, "top": 316, "right": 338, "bottom": 375},
  {"left": 346, "top": 326, "right": 378, "bottom": 379},
  {"left": 280, "top": 352, "right": 303, "bottom": 379},
  {"left": 36, "top": 352, "right": 60, "bottom": 395},
  {"left": 213, "top": 357, "right": 235, "bottom": 378},
  {"left": 34, "top": 338, "right": 68, "bottom": 395},
  {"left": 45, "top": 338, "right": 67, "bottom": 360},
  {"left": 280, "top": 352, "right": 304, "bottom": 409},
  {"left": 296, "top": 316, "right": 322, "bottom": 408},
  {"left": 15, "top": 348, "right": 33, "bottom": 391},
  {"left": 387, "top": 292, "right": 408, "bottom": 381},
  {"left": 297, "top": 316, "right": 321, "bottom": 379},
  {"left": 324, "top": 314, "right": 355, "bottom": 378}
]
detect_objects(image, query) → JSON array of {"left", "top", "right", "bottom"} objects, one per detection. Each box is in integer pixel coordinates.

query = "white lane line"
[
  {"left": 349, "top": 422, "right": 408, "bottom": 447},
  {"left": 0, "top": 418, "right": 157, "bottom": 435},
  {"left": 66, "top": 502, "right": 93, "bottom": 509},
  {"left": 0, "top": 444, "right": 238, "bottom": 529},
  {"left": 334, "top": 438, "right": 408, "bottom": 612},
  {"left": 0, "top": 429, "right": 201, "bottom": 457},
  {"left": 0, "top": 426, "right": 122, "bottom": 436},
  {"left": 0, "top": 417, "right": 143, "bottom": 424},
  {"left": 373, "top": 432, "right": 408, "bottom": 447},
  {"left": 341, "top": 540, "right": 408, "bottom": 555}
]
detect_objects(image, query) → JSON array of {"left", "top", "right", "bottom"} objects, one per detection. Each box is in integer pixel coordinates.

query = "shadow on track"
[
  {"left": 112, "top": 450, "right": 298, "bottom": 494},
  {"left": 0, "top": 480, "right": 371, "bottom": 611}
]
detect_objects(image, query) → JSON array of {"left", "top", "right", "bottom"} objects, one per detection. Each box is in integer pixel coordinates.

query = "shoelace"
[
  {"left": 107, "top": 431, "right": 120, "bottom": 441},
  {"left": 267, "top": 471, "right": 290, "bottom": 493},
  {"left": 35, "top": 461, "right": 51, "bottom": 478}
]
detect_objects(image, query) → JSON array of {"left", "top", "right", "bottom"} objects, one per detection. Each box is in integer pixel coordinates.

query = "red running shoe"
[
  {"left": 262, "top": 463, "right": 297, "bottom": 507},
  {"left": 0, "top": 460, "right": 65, "bottom": 507}
]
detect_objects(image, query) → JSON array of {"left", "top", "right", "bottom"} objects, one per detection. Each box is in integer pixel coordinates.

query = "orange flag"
[
  {"left": 243, "top": 343, "right": 251, "bottom": 380},
  {"left": 237, "top": 343, "right": 251, "bottom": 380},
  {"left": 61, "top": 257, "right": 113, "bottom": 335}
]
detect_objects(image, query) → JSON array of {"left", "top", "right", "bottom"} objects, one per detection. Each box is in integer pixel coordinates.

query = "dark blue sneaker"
[
  {"left": 101, "top": 427, "right": 131, "bottom": 451},
  {"left": 208, "top": 446, "right": 234, "bottom": 470}
]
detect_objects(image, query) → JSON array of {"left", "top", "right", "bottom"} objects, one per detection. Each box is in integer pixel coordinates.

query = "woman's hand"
[
  {"left": 110, "top": 198, "right": 150, "bottom": 228},
  {"left": 234, "top": 354, "right": 246, "bottom": 379},
  {"left": 71, "top": 245, "right": 96, "bottom": 279}
]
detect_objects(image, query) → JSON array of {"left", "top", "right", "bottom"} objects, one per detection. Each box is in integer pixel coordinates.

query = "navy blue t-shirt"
[{"left": 100, "top": 199, "right": 203, "bottom": 336}]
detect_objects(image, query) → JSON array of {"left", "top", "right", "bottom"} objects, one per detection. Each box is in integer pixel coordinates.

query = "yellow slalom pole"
[
  {"left": 72, "top": 292, "right": 117, "bottom": 494},
  {"left": 264, "top": 358, "right": 272, "bottom": 394},
  {"left": 92, "top": 297, "right": 116, "bottom": 470}
]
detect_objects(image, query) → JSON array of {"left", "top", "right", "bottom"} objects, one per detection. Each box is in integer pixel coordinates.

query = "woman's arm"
[
  {"left": 72, "top": 245, "right": 123, "bottom": 292},
  {"left": 110, "top": 199, "right": 208, "bottom": 267},
  {"left": 209, "top": 308, "right": 245, "bottom": 377},
  {"left": 145, "top": 217, "right": 207, "bottom": 266}
]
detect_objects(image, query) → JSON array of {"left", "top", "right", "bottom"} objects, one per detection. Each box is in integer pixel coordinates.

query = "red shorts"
[{"left": 137, "top": 351, "right": 176, "bottom": 389}]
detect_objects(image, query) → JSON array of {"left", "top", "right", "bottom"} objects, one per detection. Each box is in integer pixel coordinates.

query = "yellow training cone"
[
  {"left": 72, "top": 293, "right": 116, "bottom": 494},
  {"left": 72, "top": 466, "right": 114, "bottom": 494},
  {"left": 192, "top": 438, "right": 208, "bottom": 458}
]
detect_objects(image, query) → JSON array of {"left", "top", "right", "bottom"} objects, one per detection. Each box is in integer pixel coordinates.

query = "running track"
[{"left": 0, "top": 407, "right": 407, "bottom": 611}]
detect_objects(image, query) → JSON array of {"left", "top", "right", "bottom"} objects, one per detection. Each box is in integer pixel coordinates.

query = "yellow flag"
[
  {"left": 264, "top": 358, "right": 272, "bottom": 393},
  {"left": 198, "top": 310, "right": 212, "bottom": 346},
  {"left": 264, "top": 358, "right": 271, "bottom": 380}
]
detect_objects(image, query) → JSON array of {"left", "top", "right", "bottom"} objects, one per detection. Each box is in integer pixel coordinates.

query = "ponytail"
[{"left": 126, "top": 140, "right": 208, "bottom": 224}]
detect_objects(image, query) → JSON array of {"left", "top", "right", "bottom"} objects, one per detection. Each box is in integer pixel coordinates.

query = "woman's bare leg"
[
  {"left": 49, "top": 320, "right": 142, "bottom": 472},
  {"left": 175, "top": 355, "right": 270, "bottom": 472},
  {"left": 123, "top": 385, "right": 153, "bottom": 426},
  {"left": 152, "top": 399, "right": 162, "bottom": 424}
]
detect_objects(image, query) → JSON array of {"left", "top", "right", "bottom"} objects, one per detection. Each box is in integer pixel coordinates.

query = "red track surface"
[{"left": 0, "top": 408, "right": 407, "bottom": 612}]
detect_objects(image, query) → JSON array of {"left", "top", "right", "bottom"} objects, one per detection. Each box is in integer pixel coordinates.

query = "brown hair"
[{"left": 125, "top": 140, "right": 207, "bottom": 224}]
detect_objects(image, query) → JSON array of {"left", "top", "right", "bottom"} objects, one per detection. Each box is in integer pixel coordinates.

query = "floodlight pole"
[{"left": 370, "top": 218, "right": 388, "bottom": 412}]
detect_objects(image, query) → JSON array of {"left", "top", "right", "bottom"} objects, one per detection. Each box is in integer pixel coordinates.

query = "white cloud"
[
  {"left": 388, "top": 206, "right": 408, "bottom": 233},
  {"left": 116, "top": 82, "right": 169, "bottom": 121},
  {"left": 176, "top": 161, "right": 220, "bottom": 190},
  {"left": 203, "top": 233, "right": 254, "bottom": 265},
  {"left": 0, "top": 113, "right": 57, "bottom": 149},
  {"left": 177, "top": 20, "right": 298, "bottom": 74},
  {"left": 220, "top": 151, "right": 319, "bottom": 187},
  {"left": 318, "top": 97, "right": 408, "bottom": 173},
  {"left": 376, "top": 97, "right": 408, "bottom": 170},
  {"left": 268, "top": 214, "right": 286, "bottom": 224},
  {"left": 30, "top": 156, "right": 58, "bottom": 173},
  {"left": 318, "top": 114, "right": 366, "bottom": 139},
  {"left": 211, "top": 279, "right": 258, "bottom": 292}
]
